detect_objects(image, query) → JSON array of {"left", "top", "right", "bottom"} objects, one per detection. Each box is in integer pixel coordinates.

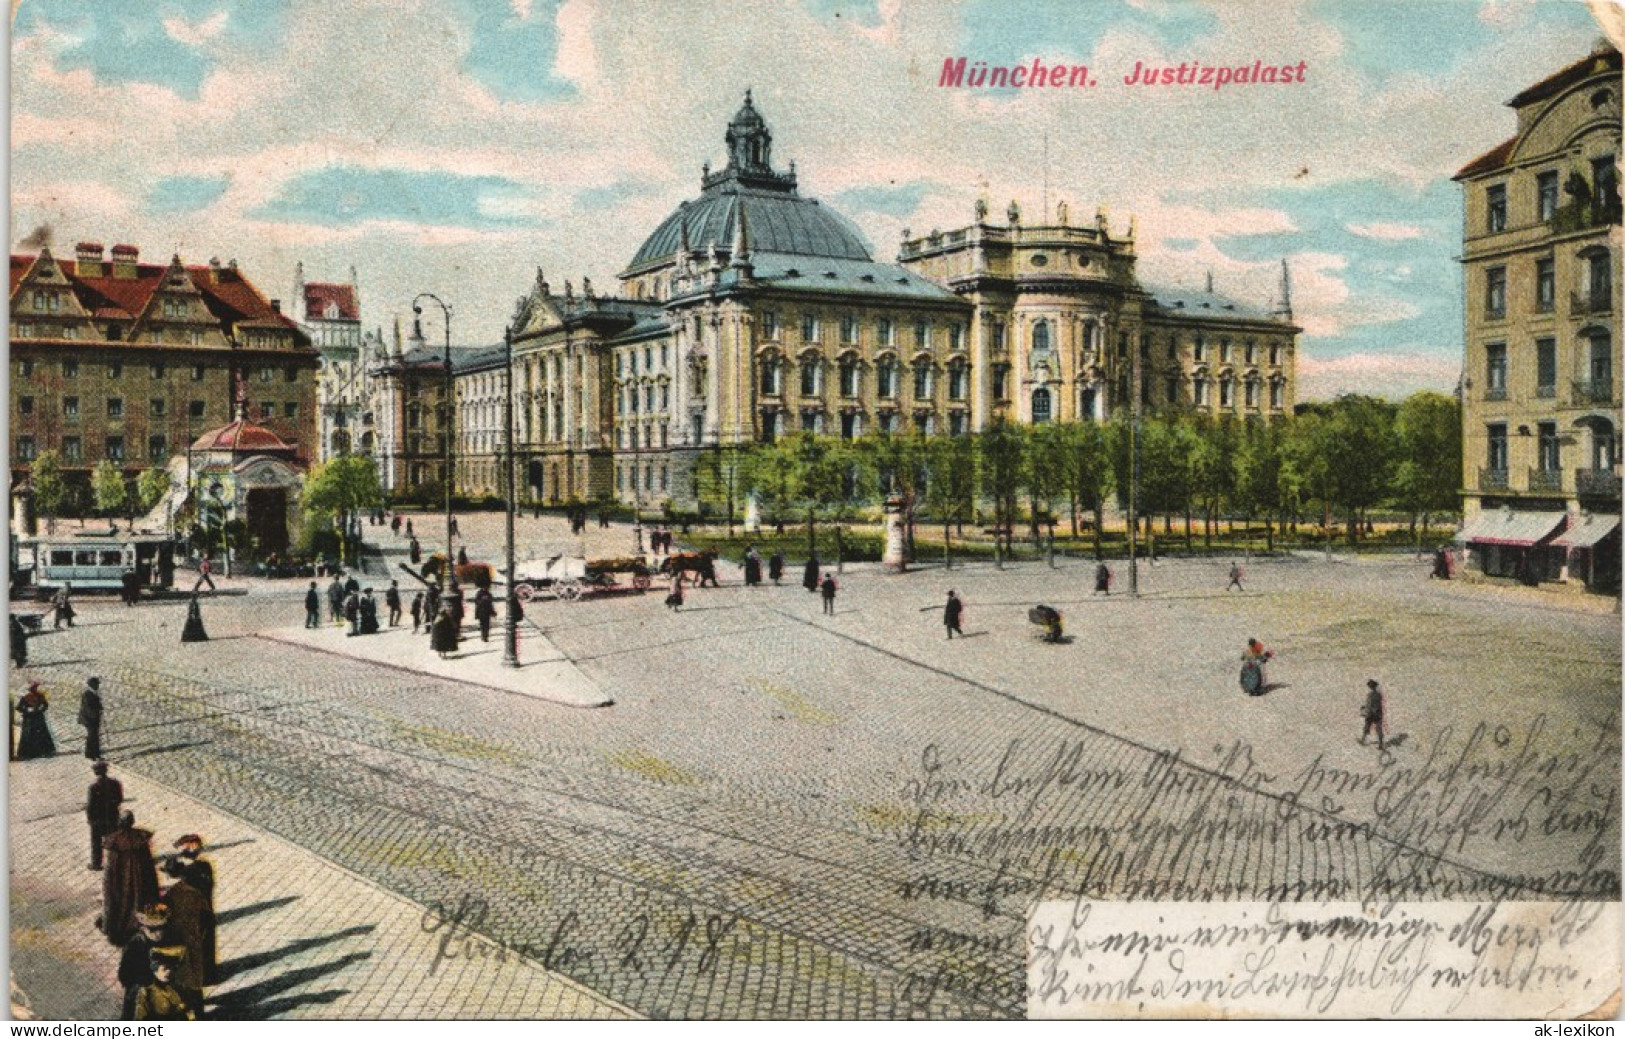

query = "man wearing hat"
[
  {"left": 1360, "top": 679, "right": 1387, "bottom": 751},
  {"left": 134, "top": 946, "right": 195, "bottom": 1021},
  {"left": 117, "top": 904, "right": 167, "bottom": 1020},
  {"left": 78, "top": 677, "right": 104, "bottom": 760},
  {"left": 86, "top": 761, "right": 123, "bottom": 870},
  {"left": 172, "top": 834, "right": 217, "bottom": 983},
  {"left": 101, "top": 810, "right": 159, "bottom": 946},
  {"left": 160, "top": 856, "right": 208, "bottom": 1013}
]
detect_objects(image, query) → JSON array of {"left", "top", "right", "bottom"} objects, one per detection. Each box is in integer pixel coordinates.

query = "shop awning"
[
  {"left": 1553, "top": 514, "right": 1621, "bottom": 548},
  {"left": 1455, "top": 509, "right": 1567, "bottom": 546}
]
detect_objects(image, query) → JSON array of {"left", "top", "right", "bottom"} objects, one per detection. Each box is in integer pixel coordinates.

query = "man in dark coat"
[
  {"left": 10, "top": 613, "right": 27, "bottom": 667},
  {"left": 79, "top": 676, "right": 104, "bottom": 759},
  {"left": 943, "top": 591, "right": 964, "bottom": 639},
  {"left": 803, "top": 555, "right": 821, "bottom": 592},
  {"left": 171, "top": 834, "right": 217, "bottom": 984},
  {"left": 820, "top": 572, "right": 838, "bottom": 615},
  {"left": 410, "top": 592, "right": 424, "bottom": 633},
  {"left": 304, "top": 581, "right": 321, "bottom": 628},
  {"left": 160, "top": 856, "right": 207, "bottom": 1013},
  {"left": 359, "top": 590, "right": 380, "bottom": 635},
  {"left": 446, "top": 582, "right": 465, "bottom": 626},
  {"left": 1094, "top": 562, "right": 1112, "bottom": 595},
  {"left": 121, "top": 569, "right": 140, "bottom": 606},
  {"left": 102, "top": 810, "right": 159, "bottom": 947},
  {"left": 344, "top": 573, "right": 360, "bottom": 596},
  {"left": 385, "top": 581, "right": 403, "bottom": 627},
  {"left": 86, "top": 760, "right": 123, "bottom": 870},
  {"left": 1360, "top": 678, "right": 1387, "bottom": 750},
  {"left": 474, "top": 587, "right": 495, "bottom": 642},
  {"left": 743, "top": 547, "right": 762, "bottom": 587},
  {"left": 118, "top": 905, "right": 168, "bottom": 1020},
  {"left": 344, "top": 591, "right": 361, "bottom": 635},
  {"left": 424, "top": 585, "right": 441, "bottom": 635},
  {"left": 768, "top": 552, "right": 785, "bottom": 585},
  {"left": 326, "top": 575, "right": 345, "bottom": 624},
  {"left": 410, "top": 536, "right": 422, "bottom": 564}
]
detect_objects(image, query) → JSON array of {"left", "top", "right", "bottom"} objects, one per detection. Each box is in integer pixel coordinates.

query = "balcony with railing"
[
  {"left": 1571, "top": 290, "right": 1613, "bottom": 316},
  {"left": 1479, "top": 467, "right": 1509, "bottom": 491},
  {"left": 1572, "top": 378, "right": 1614, "bottom": 404},
  {"left": 1576, "top": 468, "right": 1622, "bottom": 499},
  {"left": 1551, "top": 199, "right": 1623, "bottom": 235},
  {"left": 1527, "top": 467, "right": 1563, "bottom": 493}
]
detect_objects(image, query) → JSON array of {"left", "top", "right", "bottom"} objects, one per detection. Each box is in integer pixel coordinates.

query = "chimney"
[
  {"left": 110, "top": 243, "right": 139, "bottom": 278},
  {"left": 209, "top": 256, "right": 221, "bottom": 283},
  {"left": 270, "top": 299, "right": 281, "bottom": 314},
  {"left": 75, "top": 242, "right": 105, "bottom": 277}
]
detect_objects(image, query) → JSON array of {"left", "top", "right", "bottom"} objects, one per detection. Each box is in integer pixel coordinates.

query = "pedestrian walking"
[
  {"left": 53, "top": 583, "right": 76, "bottom": 628},
  {"left": 10, "top": 613, "right": 28, "bottom": 668},
  {"left": 117, "top": 905, "right": 166, "bottom": 1020},
  {"left": 78, "top": 676, "right": 104, "bottom": 760},
  {"left": 386, "top": 581, "right": 403, "bottom": 626},
  {"left": 1094, "top": 562, "right": 1112, "bottom": 595},
  {"left": 410, "top": 536, "right": 422, "bottom": 564},
  {"left": 359, "top": 590, "right": 380, "bottom": 635},
  {"left": 192, "top": 555, "right": 216, "bottom": 593},
  {"left": 327, "top": 575, "right": 345, "bottom": 624},
  {"left": 424, "top": 585, "right": 441, "bottom": 634},
  {"left": 743, "top": 546, "right": 762, "bottom": 587},
  {"left": 474, "top": 586, "right": 495, "bottom": 642},
  {"left": 430, "top": 605, "right": 460, "bottom": 659},
  {"left": 406, "top": 518, "right": 415, "bottom": 539},
  {"left": 86, "top": 760, "right": 123, "bottom": 871},
  {"left": 1360, "top": 678, "right": 1387, "bottom": 750},
  {"left": 304, "top": 581, "right": 321, "bottom": 628},
  {"left": 410, "top": 592, "right": 424, "bottom": 632},
  {"left": 180, "top": 594, "right": 208, "bottom": 642},
  {"left": 666, "top": 570, "right": 685, "bottom": 611},
  {"left": 121, "top": 568, "right": 140, "bottom": 606},
  {"left": 803, "top": 555, "right": 821, "bottom": 592},
  {"left": 391, "top": 514, "right": 402, "bottom": 536},
  {"left": 943, "top": 590, "right": 964, "bottom": 639},
  {"left": 101, "top": 810, "right": 159, "bottom": 947},
  {"left": 171, "top": 834, "right": 217, "bottom": 984},
  {"left": 1227, "top": 561, "right": 1245, "bottom": 592},
  {"left": 16, "top": 681, "right": 55, "bottom": 759},
  {"left": 457, "top": 546, "right": 470, "bottom": 567},
  {"left": 448, "top": 515, "right": 460, "bottom": 538},
  {"left": 447, "top": 581, "right": 466, "bottom": 626},
  {"left": 344, "top": 591, "right": 361, "bottom": 635},
  {"left": 769, "top": 551, "right": 785, "bottom": 585},
  {"left": 344, "top": 573, "right": 360, "bottom": 596},
  {"left": 820, "top": 572, "right": 837, "bottom": 615},
  {"left": 159, "top": 857, "right": 208, "bottom": 1014},
  {"left": 133, "top": 948, "right": 195, "bottom": 1021}
]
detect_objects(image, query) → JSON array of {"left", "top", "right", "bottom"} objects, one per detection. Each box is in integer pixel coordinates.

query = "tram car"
[{"left": 22, "top": 531, "right": 177, "bottom": 595}]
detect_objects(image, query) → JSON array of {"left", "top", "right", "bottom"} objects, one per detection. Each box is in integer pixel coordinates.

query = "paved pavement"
[{"left": 8, "top": 510, "right": 1620, "bottom": 1020}]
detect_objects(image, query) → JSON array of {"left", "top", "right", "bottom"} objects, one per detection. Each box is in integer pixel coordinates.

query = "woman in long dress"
[
  {"left": 430, "top": 606, "right": 459, "bottom": 659},
  {"left": 15, "top": 681, "right": 55, "bottom": 759}
]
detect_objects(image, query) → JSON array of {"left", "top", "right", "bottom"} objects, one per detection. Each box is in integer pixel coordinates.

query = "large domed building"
[{"left": 482, "top": 93, "right": 1299, "bottom": 510}]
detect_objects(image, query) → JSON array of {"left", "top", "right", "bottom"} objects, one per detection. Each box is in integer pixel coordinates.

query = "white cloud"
[
  {"left": 553, "top": 0, "right": 599, "bottom": 89},
  {"left": 1346, "top": 221, "right": 1426, "bottom": 241},
  {"left": 163, "top": 11, "right": 230, "bottom": 47},
  {"left": 1298, "top": 351, "right": 1460, "bottom": 400}
]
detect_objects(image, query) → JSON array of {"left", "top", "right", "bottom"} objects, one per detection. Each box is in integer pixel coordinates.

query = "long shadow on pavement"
[
  {"left": 206, "top": 950, "right": 371, "bottom": 1019},
  {"left": 214, "top": 893, "right": 297, "bottom": 927},
  {"left": 120, "top": 739, "right": 215, "bottom": 761},
  {"left": 216, "top": 923, "right": 373, "bottom": 980}
]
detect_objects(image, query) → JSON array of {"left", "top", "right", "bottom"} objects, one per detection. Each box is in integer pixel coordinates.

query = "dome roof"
[
  {"left": 192, "top": 418, "right": 295, "bottom": 455},
  {"left": 629, "top": 189, "right": 873, "bottom": 272}
]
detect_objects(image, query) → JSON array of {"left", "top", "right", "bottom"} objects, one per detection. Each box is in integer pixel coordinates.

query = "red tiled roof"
[
  {"left": 303, "top": 281, "right": 359, "bottom": 322},
  {"left": 192, "top": 419, "right": 295, "bottom": 454},
  {"left": 10, "top": 255, "right": 34, "bottom": 297},
  {"left": 1453, "top": 136, "right": 1517, "bottom": 181},
  {"left": 1508, "top": 47, "right": 1621, "bottom": 109}
]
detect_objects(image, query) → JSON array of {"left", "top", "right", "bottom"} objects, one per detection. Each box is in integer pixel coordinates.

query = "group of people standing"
[{"left": 13, "top": 675, "right": 108, "bottom": 762}]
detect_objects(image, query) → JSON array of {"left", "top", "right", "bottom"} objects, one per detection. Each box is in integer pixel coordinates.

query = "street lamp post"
[
  {"left": 503, "top": 324, "right": 519, "bottom": 668},
  {"left": 413, "top": 293, "right": 455, "bottom": 588}
]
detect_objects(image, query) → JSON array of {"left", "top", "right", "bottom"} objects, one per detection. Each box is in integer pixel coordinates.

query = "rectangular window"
[
  {"left": 840, "top": 411, "right": 857, "bottom": 440},
  {"left": 150, "top": 398, "right": 166, "bottom": 418},
  {"left": 1193, "top": 337, "right": 1206, "bottom": 363},
  {"left": 1219, "top": 339, "right": 1232, "bottom": 363},
  {"left": 107, "top": 398, "right": 124, "bottom": 419},
  {"left": 285, "top": 402, "right": 298, "bottom": 419},
  {"left": 1220, "top": 379, "right": 1233, "bottom": 407},
  {"left": 148, "top": 435, "right": 167, "bottom": 462},
  {"left": 260, "top": 366, "right": 273, "bottom": 383},
  {"left": 913, "top": 365, "right": 932, "bottom": 400},
  {"left": 150, "top": 363, "right": 166, "bottom": 379},
  {"left": 20, "top": 359, "right": 34, "bottom": 378},
  {"left": 801, "top": 361, "right": 820, "bottom": 397},
  {"left": 285, "top": 366, "right": 298, "bottom": 382},
  {"left": 1485, "top": 267, "right": 1506, "bottom": 318},
  {"left": 841, "top": 314, "right": 859, "bottom": 343},
  {"left": 761, "top": 360, "right": 780, "bottom": 396},
  {"left": 1269, "top": 344, "right": 1281, "bottom": 366},
  {"left": 840, "top": 361, "right": 859, "bottom": 398},
  {"left": 189, "top": 400, "right": 206, "bottom": 419},
  {"left": 914, "top": 321, "right": 930, "bottom": 350},
  {"left": 1535, "top": 258, "right": 1555, "bottom": 313},
  {"left": 992, "top": 365, "right": 1008, "bottom": 401},
  {"left": 105, "top": 436, "right": 124, "bottom": 461},
  {"left": 993, "top": 321, "right": 1006, "bottom": 352},
  {"left": 1167, "top": 335, "right": 1179, "bottom": 361},
  {"left": 1537, "top": 171, "right": 1560, "bottom": 222},
  {"left": 801, "top": 314, "right": 819, "bottom": 343},
  {"left": 64, "top": 360, "right": 79, "bottom": 378},
  {"left": 1593, "top": 154, "right": 1618, "bottom": 210},
  {"left": 192, "top": 364, "right": 205, "bottom": 381},
  {"left": 949, "top": 324, "right": 964, "bottom": 351},
  {"left": 762, "top": 312, "right": 779, "bottom": 339},
  {"left": 1487, "top": 423, "right": 1508, "bottom": 472},
  {"left": 1485, "top": 342, "right": 1507, "bottom": 398},
  {"left": 1244, "top": 340, "right": 1256, "bottom": 365},
  {"left": 19, "top": 396, "right": 33, "bottom": 415},
  {"left": 1165, "top": 376, "right": 1179, "bottom": 403},
  {"left": 63, "top": 437, "right": 82, "bottom": 462},
  {"left": 879, "top": 319, "right": 896, "bottom": 348},
  {"left": 1194, "top": 378, "right": 1209, "bottom": 406},
  {"left": 1538, "top": 421, "right": 1560, "bottom": 471},
  {"left": 878, "top": 363, "right": 896, "bottom": 399},
  {"left": 1486, "top": 183, "right": 1507, "bottom": 232},
  {"left": 108, "top": 362, "right": 123, "bottom": 379},
  {"left": 260, "top": 403, "right": 274, "bottom": 420},
  {"left": 17, "top": 436, "right": 36, "bottom": 462},
  {"left": 64, "top": 396, "right": 80, "bottom": 420},
  {"left": 1245, "top": 380, "right": 1259, "bottom": 408},
  {"left": 1270, "top": 381, "right": 1284, "bottom": 409},
  {"left": 1536, "top": 338, "right": 1557, "bottom": 397},
  {"left": 949, "top": 367, "right": 968, "bottom": 400}
]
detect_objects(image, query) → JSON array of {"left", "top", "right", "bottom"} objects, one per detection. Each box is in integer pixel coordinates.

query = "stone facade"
[
  {"left": 9, "top": 244, "right": 318, "bottom": 497},
  {"left": 1453, "top": 45, "right": 1621, "bottom": 589}
]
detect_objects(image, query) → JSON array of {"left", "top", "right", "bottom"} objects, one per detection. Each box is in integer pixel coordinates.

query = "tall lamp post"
[
  {"left": 502, "top": 324, "right": 519, "bottom": 668},
  {"left": 413, "top": 293, "right": 455, "bottom": 587}
]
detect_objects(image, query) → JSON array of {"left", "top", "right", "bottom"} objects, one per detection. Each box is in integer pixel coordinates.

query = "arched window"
[
  {"left": 1032, "top": 319, "right": 1050, "bottom": 354},
  {"left": 1032, "top": 388, "right": 1052, "bottom": 424}
]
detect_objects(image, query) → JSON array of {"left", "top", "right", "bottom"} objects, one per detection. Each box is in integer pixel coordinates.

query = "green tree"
[
  {"left": 1323, "top": 394, "right": 1399, "bottom": 542},
  {"left": 92, "top": 460, "right": 128, "bottom": 524},
  {"left": 1393, "top": 391, "right": 1462, "bottom": 543},
  {"left": 858, "top": 430, "right": 927, "bottom": 559},
  {"left": 738, "top": 438, "right": 796, "bottom": 533},
  {"left": 30, "top": 450, "right": 66, "bottom": 534},
  {"left": 1024, "top": 423, "right": 1072, "bottom": 548},
  {"left": 1061, "top": 421, "right": 1113, "bottom": 557},
  {"left": 1234, "top": 419, "right": 1287, "bottom": 550},
  {"left": 979, "top": 419, "right": 1026, "bottom": 562},
  {"left": 923, "top": 433, "right": 977, "bottom": 566},
  {"left": 692, "top": 445, "right": 743, "bottom": 535},
  {"left": 1188, "top": 416, "right": 1240, "bottom": 551},
  {"left": 789, "top": 433, "right": 848, "bottom": 552},
  {"left": 301, "top": 455, "right": 384, "bottom": 563},
  {"left": 137, "top": 467, "right": 172, "bottom": 514}
]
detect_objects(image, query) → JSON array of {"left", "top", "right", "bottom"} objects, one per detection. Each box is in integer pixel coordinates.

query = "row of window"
[
  {"left": 757, "top": 409, "right": 970, "bottom": 442},
  {"left": 1483, "top": 154, "right": 1618, "bottom": 232},
  {"left": 759, "top": 359, "right": 971, "bottom": 401},
  {"left": 1482, "top": 331, "right": 1612, "bottom": 399},
  {"left": 616, "top": 462, "right": 670, "bottom": 494},
  {"left": 17, "top": 396, "right": 299, "bottom": 422},
  {"left": 15, "top": 435, "right": 169, "bottom": 464},
  {"left": 758, "top": 313, "right": 967, "bottom": 352},
  {"left": 614, "top": 343, "right": 671, "bottom": 377},
  {"left": 1481, "top": 252, "right": 1611, "bottom": 318},
  {"left": 1481, "top": 422, "right": 1617, "bottom": 476},
  {"left": 13, "top": 359, "right": 301, "bottom": 382}
]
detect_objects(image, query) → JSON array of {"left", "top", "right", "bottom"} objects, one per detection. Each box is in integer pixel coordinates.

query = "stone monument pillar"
[{"left": 882, "top": 497, "right": 907, "bottom": 573}]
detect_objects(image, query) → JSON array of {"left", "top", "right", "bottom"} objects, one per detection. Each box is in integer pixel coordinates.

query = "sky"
[{"left": 9, "top": 0, "right": 1616, "bottom": 400}]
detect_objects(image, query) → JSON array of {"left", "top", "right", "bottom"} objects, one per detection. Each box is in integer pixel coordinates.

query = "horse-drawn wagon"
[{"left": 511, "top": 554, "right": 652, "bottom": 602}]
